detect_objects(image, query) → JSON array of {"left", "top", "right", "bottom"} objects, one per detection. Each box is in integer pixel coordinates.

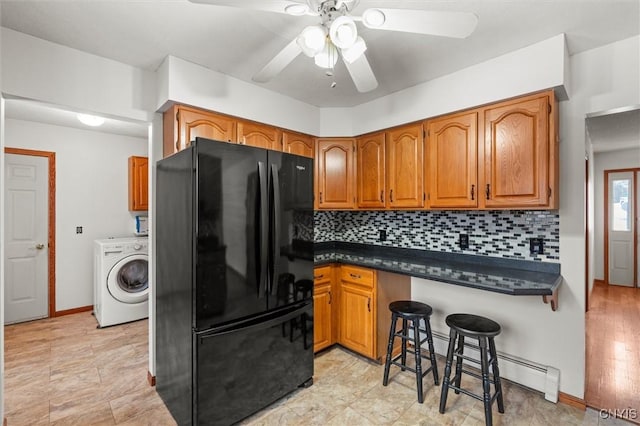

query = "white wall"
[
  {"left": 592, "top": 148, "right": 640, "bottom": 280},
  {"left": 1, "top": 28, "right": 155, "bottom": 123},
  {"left": 347, "top": 34, "right": 568, "bottom": 136},
  {"left": 157, "top": 56, "right": 322, "bottom": 136},
  {"left": 4, "top": 118, "right": 147, "bottom": 311}
]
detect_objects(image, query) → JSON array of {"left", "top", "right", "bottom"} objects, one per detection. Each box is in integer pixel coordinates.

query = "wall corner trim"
[{"left": 558, "top": 392, "right": 587, "bottom": 410}]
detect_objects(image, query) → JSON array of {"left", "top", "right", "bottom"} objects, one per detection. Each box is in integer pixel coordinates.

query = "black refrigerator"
[{"left": 156, "top": 137, "right": 314, "bottom": 425}]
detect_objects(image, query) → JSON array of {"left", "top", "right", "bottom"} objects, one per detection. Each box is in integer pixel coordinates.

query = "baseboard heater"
[{"left": 425, "top": 330, "right": 560, "bottom": 403}]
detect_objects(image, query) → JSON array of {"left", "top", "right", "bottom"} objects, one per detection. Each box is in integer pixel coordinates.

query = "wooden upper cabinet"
[
  {"left": 128, "top": 156, "right": 148, "bottom": 211},
  {"left": 357, "top": 132, "right": 386, "bottom": 209},
  {"left": 483, "top": 91, "right": 555, "bottom": 208},
  {"left": 163, "top": 104, "right": 236, "bottom": 157},
  {"left": 282, "top": 131, "right": 314, "bottom": 158},
  {"left": 426, "top": 111, "right": 478, "bottom": 208},
  {"left": 386, "top": 123, "right": 424, "bottom": 208},
  {"left": 237, "top": 120, "right": 282, "bottom": 151},
  {"left": 316, "top": 138, "right": 355, "bottom": 209}
]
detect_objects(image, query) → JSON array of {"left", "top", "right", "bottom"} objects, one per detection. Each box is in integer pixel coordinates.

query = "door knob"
[{"left": 35, "top": 243, "right": 45, "bottom": 250}]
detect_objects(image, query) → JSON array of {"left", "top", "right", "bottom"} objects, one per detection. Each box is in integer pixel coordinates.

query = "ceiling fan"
[{"left": 188, "top": 0, "right": 478, "bottom": 93}]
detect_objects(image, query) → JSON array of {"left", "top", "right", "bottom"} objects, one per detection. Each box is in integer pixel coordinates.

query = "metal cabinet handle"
[
  {"left": 367, "top": 297, "right": 371, "bottom": 312},
  {"left": 389, "top": 189, "right": 394, "bottom": 203},
  {"left": 314, "top": 275, "right": 323, "bottom": 280},
  {"left": 471, "top": 184, "right": 475, "bottom": 200},
  {"left": 350, "top": 273, "right": 361, "bottom": 279},
  {"left": 380, "top": 190, "right": 384, "bottom": 203},
  {"left": 328, "top": 291, "right": 332, "bottom": 305},
  {"left": 35, "top": 243, "right": 45, "bottom": 250},
  {"left": 486, "top": 184, "right": 491, "bottom": 200},
  {"left": 319, "top": 192, "right": 323, "bottom": 203}
]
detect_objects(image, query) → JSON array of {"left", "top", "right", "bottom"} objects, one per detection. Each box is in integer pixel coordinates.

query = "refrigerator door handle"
[
  {"left": 270, "top": 163, "right": 281, "bottom": 296},
  {"left": 258, "top": 161, "right": 268, "bottom": 298},
  {"left": 197, "top": 302, "right": 310, "bottom": 341}
]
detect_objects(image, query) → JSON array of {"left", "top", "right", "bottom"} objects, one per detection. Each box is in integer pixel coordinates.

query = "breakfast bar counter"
[{"left": 314, "top": 242, "right": 562, "bottom": 311}]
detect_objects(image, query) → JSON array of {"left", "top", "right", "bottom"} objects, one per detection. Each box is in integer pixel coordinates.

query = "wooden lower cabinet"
[
  {"left": 338, "top": 265, "right": 377, "bottom": 360},
  {"left": 313, "top": 264, "right": 411, "bottom": 362},
  {"left": 313, "top": 265, "right": 334, "bottom": 353}
]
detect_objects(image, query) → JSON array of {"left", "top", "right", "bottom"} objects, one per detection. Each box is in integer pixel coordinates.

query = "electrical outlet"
[
  {"left": 76, "top": 226, "right": 83, "bottom": 234},
  {"left": 379, "top": 229, "right": 387, "bottom": 242},
  {"left": 529, "top": 237, "right": 544, "bottom": 255},
  {"left": 459, "top": 234, "right": 469, "bottom": 249}
]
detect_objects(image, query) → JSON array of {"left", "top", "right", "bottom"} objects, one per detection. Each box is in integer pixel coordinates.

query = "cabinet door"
[
  {"left": 238, "top": 121, "right": 282, "bottom": 151},
  {"left": 316, "top": 139, "right": 355, "bottom": 209},
  {"left": 283, "top": 131, "right": 314, "bottom": 158},
  {"left": 314, "top": 266, "right": 333, "bottom": 353},
  {"left": 128, "top": 156, "right": 148, "bottom": 211},
  {"left": 483, "top": 94, "right": 551, "bottom": 208},
  {"left": 386, "top": 124, "right": 424, "bottom": 208},
  {"left": 357, "top": 132, "right": 386, "bottom": 209},
  {"left": 426, "top": 111, "right": 478, "bottom": 208},
  {"left": 340, "top": 282, "right": 375, "bottom": 359},
  {"left": 313, "top": 281, "right": 332, "bottom": 353},
  {"left": 179, "top": 106, "right": 236, "bottom": 150}
]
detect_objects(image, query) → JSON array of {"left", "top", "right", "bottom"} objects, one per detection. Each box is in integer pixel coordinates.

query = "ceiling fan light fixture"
[
  {"left": 329, "top": 15, "right": 357, "bottom": 49},
  {"left": 314, "top": 41, "right": 338, "bottom": 69},
  {"left": 341, "top": 36, "right": 367, "bottom": 64},
  {"left": 297, "top": 25, "right": 327, "bottom": 57},
  {"left": 284, "top": 3, "right": 309, "bottom": 16},
  {"left": 362, "top": 9, "right": 386, "bottom": 28},
  {"left": 77, "top": 113, "right": 105, "bottom": 127}
]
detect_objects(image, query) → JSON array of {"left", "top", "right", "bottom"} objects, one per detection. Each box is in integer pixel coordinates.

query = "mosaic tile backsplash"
[{"left": 314, "top": 210, "right": 559, "bottom": 263}]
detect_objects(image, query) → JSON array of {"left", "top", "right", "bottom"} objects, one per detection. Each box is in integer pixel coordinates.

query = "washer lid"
[{"left": 107, "top": 254, "right": 149, "bottom": 304}]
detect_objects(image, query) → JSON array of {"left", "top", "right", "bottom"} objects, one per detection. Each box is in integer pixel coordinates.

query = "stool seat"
[
  {"left": 445, "top": 313, "right": 501, "bottom": 337},
  {"left": 389, "top": 300, "right": 433, "bottom": 317}
]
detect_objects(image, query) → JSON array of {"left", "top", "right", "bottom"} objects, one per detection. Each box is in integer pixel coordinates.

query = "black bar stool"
[
  {"left": 382, "top": 300, "right": 439, "bottom": 403},
  {"left": 439, "top": 313, "right": 504, "bottom": 426}
]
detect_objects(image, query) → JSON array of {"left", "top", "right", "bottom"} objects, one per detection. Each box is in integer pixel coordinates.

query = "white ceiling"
[
  {"left": 1, "top": 0, "right": 639, "bottom": 109},
  {"left": 587, "top": 106, "right": 640, "bottom": 153},
  {"left": 1, "top": 0, "right": 639, "bottom": 142}
]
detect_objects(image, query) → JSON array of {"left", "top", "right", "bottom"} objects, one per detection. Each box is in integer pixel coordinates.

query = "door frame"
[
  {"left": 4, "top": 147, "right": 57, "bottom": 317},
  {"left": 604, "top": 167, "right": 639, "bottom": 287}
]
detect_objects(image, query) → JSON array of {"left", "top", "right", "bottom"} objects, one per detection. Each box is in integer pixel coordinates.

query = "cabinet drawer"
[
  {"left": 340, "top": 265, "right": 374, "bottom": 288},
  {"left": 314, "top": 266, "right": 332, "bottom": 283}
]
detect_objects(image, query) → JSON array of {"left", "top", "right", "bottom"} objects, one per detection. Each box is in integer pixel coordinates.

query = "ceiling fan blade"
[
  {"left": 343, "top": 54, "right": 378, "bottom": 93},
  {"left": 360, "top": 9, "right": 478, "bottom": 38},
  {"left": 252, "top": 38, "right": 303, "bottom": 83},
  {"left": 188, "top": 0, "right": 314, "bottom": 15}
]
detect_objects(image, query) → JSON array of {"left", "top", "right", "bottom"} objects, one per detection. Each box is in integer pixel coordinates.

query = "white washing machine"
[{"left": 94, "top": 237, "right": 149, "bottom": 328}]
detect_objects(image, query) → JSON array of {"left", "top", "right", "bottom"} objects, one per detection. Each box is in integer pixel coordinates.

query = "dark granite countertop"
[{"left": 314, "top": 242, "right": 562, "bottom": 297}]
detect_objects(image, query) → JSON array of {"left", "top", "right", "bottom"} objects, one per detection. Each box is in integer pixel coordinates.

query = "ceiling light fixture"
[
  {"left": 77, "top": 113, "right": 105, "bottom": 127},
  {"left": 329, "top": 16, "right": 358, "bottom": 49},
  {"left": 297, "top": 25, "right": 327, "bottom": 57},
  {"left": 314, "top": 40, "right": 338, "bottom": 69}
]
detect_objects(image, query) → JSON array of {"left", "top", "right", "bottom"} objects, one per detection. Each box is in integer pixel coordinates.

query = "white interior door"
[
  {"left": 4, "top": 153, "right": 49, "bottom": 323},
  {"left": 608, "top": 171, "right": 635, "bottom": 286}
]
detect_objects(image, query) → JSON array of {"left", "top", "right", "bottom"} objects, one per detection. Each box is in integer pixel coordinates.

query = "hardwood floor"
[
  {"left": 586, "top": 281, "right": 640, "bottom": 423},
  {"left": 3, "top": 310, "right": 634, "bottom": 425}
]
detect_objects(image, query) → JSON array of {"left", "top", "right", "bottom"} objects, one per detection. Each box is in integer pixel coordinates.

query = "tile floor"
[{"left": 3, "top": 312, "right": 634, "bottom": 425}]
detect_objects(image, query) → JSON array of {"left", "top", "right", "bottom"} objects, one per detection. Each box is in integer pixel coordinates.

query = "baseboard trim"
[
  {"left": 54, "top": 305, "right": 93, "bottom": 317},
  {"left": 559, "top": 392, "right": 586, "bottom": 410},
  {"left": 148, "top": 370, "right": 156, "bottom": 386}
]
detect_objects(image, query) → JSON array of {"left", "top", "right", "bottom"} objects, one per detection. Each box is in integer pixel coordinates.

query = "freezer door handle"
[
  {"left": 269, "top": 163, "right": 281, "bottom": 296},
  {"left": 258, "top": 161, "right": 268, "bottom": 298},
  {"left": 197, "top": 302, "right": 310, "bottom": 341}
]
